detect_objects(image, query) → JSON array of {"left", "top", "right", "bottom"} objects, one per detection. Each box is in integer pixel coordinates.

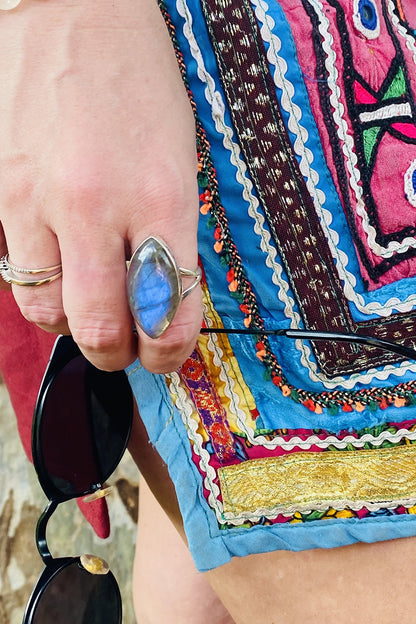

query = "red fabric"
[{"left": 0, "top": 290, "right": 110, "bottom": 538}]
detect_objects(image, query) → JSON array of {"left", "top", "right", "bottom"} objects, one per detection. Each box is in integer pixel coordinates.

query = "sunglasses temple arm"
[
  {"left": 284, "top": 329, "right": 416, "bottom": 360},
  {"left": 36, "top": 499, "right": 58, "bottom": 565},
  {"left": 201, "top": 327, "right": 416, "bottom": 360}
]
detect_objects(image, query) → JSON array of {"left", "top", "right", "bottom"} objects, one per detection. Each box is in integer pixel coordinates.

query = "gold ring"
[{"left": 0, "top": 254, "right": 62, "bottom": 286}]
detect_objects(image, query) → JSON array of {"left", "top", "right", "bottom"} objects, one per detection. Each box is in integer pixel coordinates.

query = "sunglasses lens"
[
  {"left": 30, "top": 560, "right": 121, "bottom": 624},
  {"left": 35, "top": 341, "right": 133, "bottom": 498}
]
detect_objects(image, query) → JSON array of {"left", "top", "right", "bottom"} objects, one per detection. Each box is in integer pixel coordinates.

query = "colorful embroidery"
[
  {"left": 353, "top": 0, "right": 381, "bottom": 39},
  {"left": 299, "top": 0, "right": 416, "bottom": 287},
  {"left": 156, "top": 0, "right": 416, "bottom": 547},
  {"left": 179, "top": 348, "right": 237, "bottom": 462},
  {"left": 252, "top": 0, "right": 416, "bottom": 320},
  {"left": 197, "top": 0, "right": 416, "bottom": 379},
  {"left": 219, "top": 445, "right": 416, "bottom": 519},
  {"left": 159, "top": 0, "right": 416, "bottom": 412},
  {"left": 404, "top": 159, "right": 416, "bottom": 207},
  {"left": 171, "top": 340, "right": 416, "bottom": 528}
]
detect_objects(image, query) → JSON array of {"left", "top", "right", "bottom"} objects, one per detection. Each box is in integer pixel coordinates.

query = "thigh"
[
  {"left": 205, "top": 537, "right": 416, "bottom": 624},
  {"left": 133, "top": 478, "right": 235, "bottom": 624},
  {"left": 129, "top": 413, "right": 234, "bottom": 624}
]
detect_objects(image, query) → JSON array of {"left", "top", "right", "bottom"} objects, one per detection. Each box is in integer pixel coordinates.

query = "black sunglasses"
[{"left": 23, "top": 335, "right": 133, "bottom": 624}]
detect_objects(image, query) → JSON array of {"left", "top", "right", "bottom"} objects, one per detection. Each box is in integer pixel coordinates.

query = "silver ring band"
[
  {"left": 1, "top": 254, "right": 62, "bottom": 275},
  {"left": 179, "top": 266, "right": 202, "bottom": 298},
  {"left": 0, "top": 254, "right": 63, "bottom": 287}
]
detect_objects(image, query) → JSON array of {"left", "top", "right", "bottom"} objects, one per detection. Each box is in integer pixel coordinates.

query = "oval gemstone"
[{"left": 127, "top": 237, "right": 181, "bottom": 339}]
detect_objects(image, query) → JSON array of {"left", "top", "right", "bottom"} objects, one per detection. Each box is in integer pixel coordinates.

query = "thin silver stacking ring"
[{"left": 0, "top": 254, "right": 63, "bottom": 287}]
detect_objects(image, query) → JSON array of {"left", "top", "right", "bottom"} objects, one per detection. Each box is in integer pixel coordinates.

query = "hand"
[{"left": 0, "top": 0, "right": 202, "bottom": 372}]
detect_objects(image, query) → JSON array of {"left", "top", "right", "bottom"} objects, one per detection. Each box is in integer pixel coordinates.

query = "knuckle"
[
  {"left": 49, "top": 154, "right": 104, "bottom": 207},
  {"left": 143, "top": 324, "right": 200, "bottom": 374},
  {"left": 138, "top": 161, "right": 190, "bottom": 211},
  {"left": 18, "top": 301, "right": 66, "bottom": 328},
  {"left": 71, "top": 324, "right": 127, "bottom": 358},
  {"left": 71, "top": 324, "right": 134, "bottom": 372},
  {"left": 0, "top": 157, "right": 35, "bottom": 206}
]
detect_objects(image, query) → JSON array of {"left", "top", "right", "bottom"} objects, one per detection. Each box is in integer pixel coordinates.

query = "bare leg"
[
  {"left": 129, "top": 411, "right": 234, "bottom": 624},
  {"left": 133, "top": 478, "right": 235, "bottom": 624},
  {"left": 205, "top": 537, "right": 416, "bottom": 624}
]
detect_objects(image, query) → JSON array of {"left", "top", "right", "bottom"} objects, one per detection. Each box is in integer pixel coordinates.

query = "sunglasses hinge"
[{"left": 36, "top": 498, "right": 59, "bottom": 564}]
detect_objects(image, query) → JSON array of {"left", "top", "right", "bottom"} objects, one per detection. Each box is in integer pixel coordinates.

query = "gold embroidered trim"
[{"left": 219, "top": 445, "right": 416, "bottom": 519}]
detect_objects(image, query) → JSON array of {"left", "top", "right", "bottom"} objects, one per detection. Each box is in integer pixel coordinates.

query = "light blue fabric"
[
  {"left": 127, "top": 362, "right": 416, "bottom": 572},
  {"left": 125, "top": 0, "right": 416, "bottom": 572}
]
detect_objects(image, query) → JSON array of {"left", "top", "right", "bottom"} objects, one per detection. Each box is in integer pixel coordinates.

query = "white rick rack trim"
[
  {"left": 305, "top": 0, "right": 416, "bottom": 259},
  {"left": 178, "top": 0, "right": 416, "bottom": 387},
  {"left": 388, "top": 0, "right": 416, "bottom": 70},
  {"left": 166, "top": 371, "right": 233, "bottom": 525},
  {"left": 222, "top": 496, "right": 416, "bottom": 522},
  {"left": 167, "top": 369, "right": 416, "bottom": 526},
  {"left": 177, "top": 0, "right": 300, "bottom": 333},
  {"left": 202, "top": 311, "right": 263, "bottom": 442},
  {"left": 240, "top": 426, "right": 416, "bottom": 452},
  {"left": 196, "top": 328, "right": 416, "bottom": 449},
  {"left": 251, "top": 0, "right": 416, "bottom": 315},
  {"left": 202, "top": 310, "right": 416, "bottom": 447}
]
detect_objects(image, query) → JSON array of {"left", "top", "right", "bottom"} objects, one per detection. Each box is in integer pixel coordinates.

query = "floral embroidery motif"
[
  {"left": 179, "top": 349, "right": 237, "bottom": 462},
  {"left": 173, "top": 332, "right": 416, "bottom": 529},
  {"left": 186, "top": 0, "right": 416, "bottom": 410}
]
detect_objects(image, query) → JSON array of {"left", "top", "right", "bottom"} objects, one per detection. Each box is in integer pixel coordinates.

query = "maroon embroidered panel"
[{"left": 199, "top": 0, "right": 416, "bottom": 377}]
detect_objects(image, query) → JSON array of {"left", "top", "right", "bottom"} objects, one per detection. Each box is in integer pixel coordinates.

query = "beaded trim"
[
  {"left": 159, "top": 0, "right": 416, "bottom": 413},
  {"left": 198, "top": 0, "right": 416, "bottom": 379},
  {"left": 170, "top": 340, "right": 416, "bottom": 527}
]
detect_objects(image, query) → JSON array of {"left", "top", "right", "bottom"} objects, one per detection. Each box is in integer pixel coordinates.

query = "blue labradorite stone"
[{"left": 127, "top": 237, "right": 181, "bottom": 339}]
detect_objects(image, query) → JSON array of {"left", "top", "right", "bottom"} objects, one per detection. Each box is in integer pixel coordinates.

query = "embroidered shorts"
[{"left": 128, "top": 0, "right": 416, "bottom": 572}]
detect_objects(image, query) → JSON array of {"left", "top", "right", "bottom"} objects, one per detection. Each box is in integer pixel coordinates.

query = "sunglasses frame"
[
  {"left": 201, "top": 326, "right": 416, "bottom": 360},
  {"left": 23, "top": 554, "right": 122, "bottom": 624},
  {"left": 32, "top": 336, "right": 134, "bottom": 503},
  {"left": 22, "top": 324, "right": 416, "bottom": 623},
  {"left": 23, "top": 334, "right": 134, "bottom": 624}
]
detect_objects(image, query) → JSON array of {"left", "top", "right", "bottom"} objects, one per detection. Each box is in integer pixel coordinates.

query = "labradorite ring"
[{"left": 126, "top": 236, "right": 202, "bottom": 339}]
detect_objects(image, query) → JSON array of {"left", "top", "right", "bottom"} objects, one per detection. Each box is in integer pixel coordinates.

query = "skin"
[
  {"left": 1, "top": 1, "right": 415, "bottom": 622},
  {"left": 0, "top": 0, "right": 202, "bottom": 373}
]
